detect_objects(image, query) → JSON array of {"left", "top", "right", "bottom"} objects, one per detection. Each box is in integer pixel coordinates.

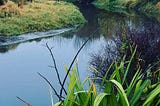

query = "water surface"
[{"left": 0, "top": 4, "right": 160, "bottom": 106}]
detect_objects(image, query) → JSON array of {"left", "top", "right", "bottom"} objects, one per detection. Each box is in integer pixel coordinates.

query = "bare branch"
[
  {"left": 37, "top": 72, "right": 64, "bottom": 101},
  {"left": 16, "top": 96, "right": 32, "bottom": 106},
  {"left": 45, "top": 43, "right": 67, "bottom": 96},
  {"left": 60, "top": 27, "right": 100, "bottom": 97}
]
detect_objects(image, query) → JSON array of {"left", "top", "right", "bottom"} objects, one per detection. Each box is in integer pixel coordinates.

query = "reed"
[{"left": 42, "top": 37, "right": 160, "bottom": 106}]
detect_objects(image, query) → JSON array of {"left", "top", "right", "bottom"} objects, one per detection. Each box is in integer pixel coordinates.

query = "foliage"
[
  {"left": 93, "top": 0, "right": 160, "bottom": 16},
  {"left": 138, "top": 2, "right": 160, "bottom": 15},
  {"left": 52, "top": 50, "right": 160, "bottom": 106},
  {"left": 0, "top": 0, "right": 86, "bottom": 36},
  {"left": 39, "top": 42, "right": 160, "bottom": 106}
]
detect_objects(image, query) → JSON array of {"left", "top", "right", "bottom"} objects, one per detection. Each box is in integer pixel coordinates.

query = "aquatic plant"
[
  {"left": 45, "top": 47, "right": 160, "bottom": 106},
  {"left": 38, "top": 33, "right": 160, "bottom": 106}
]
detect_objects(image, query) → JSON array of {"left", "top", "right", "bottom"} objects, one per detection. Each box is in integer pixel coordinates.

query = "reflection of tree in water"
[
  {"left": 90, "top": 19, "right": 160, "bottom": 82},
  {"left": 0, "top": 35, "right": 51, "bottom": 53},
  {"left": 0, "top": 44, "right": 18, "bottom": 53},
  {"left": 75, "top": 4, "right": 157, "bottom": 39},
  {"left": 52, "top": 4, "right": 160, "bottom": 57},
  {"left": 74, "top": 3, "right": 100, "bottom": 38},
  {"left": 97, "top": 11, "right": 153, "bottom": 38}
]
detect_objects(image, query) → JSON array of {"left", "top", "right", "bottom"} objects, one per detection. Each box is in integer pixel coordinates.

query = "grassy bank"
[
  {"left": 93, "top": 0, "right": 160, "bottom": 16},
  {"left": 0, "top": 0, "right": 86, "bottom": 36}
]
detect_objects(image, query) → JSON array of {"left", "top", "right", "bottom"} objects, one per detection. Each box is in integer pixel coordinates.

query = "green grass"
[
  {"left": 93, "top": 0, "right": 160, "bottom": 16},
  {"left": 0, "top": 1, "right": 86, "bottom": 36}
]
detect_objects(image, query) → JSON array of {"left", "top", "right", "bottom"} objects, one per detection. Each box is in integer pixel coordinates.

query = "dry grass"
[
  {"left": 0, "top": 1, "right": 20, "bottom": 17},
  {"left": 156, "top": 2, "right": 160, "bottom": 9}
]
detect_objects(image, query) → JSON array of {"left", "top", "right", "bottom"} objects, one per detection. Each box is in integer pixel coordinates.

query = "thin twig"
[
  {"left": 37, "top": 72, "right": 64, "bottom": 101},
  {"left": 60, "top": 27, "right": 100, "bottom": 97},
  {"left": 45, "top": 43, "right": 67, "bottom": 96},
  {"left": 16, "top": 96, "right": 32, "bottom": 106}
]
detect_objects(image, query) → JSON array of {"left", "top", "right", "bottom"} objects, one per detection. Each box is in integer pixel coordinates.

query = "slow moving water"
[{"left": 0, "top": 4, "right": 160, "bottom": 106}]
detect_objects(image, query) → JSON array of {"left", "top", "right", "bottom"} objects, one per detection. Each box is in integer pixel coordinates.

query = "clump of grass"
[
  {"left": 156, "top": 2, "right": 160, "bottom": 9},
  {"left": 0, "top": 0, "right": 86, "bottom": 36},
  {"left": 0, "top": 1, "right": 20, "bottom": 17}
]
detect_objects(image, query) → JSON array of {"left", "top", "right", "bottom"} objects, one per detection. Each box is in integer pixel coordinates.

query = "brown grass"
[
  {"left": 156, "top": 2, "right": 160, "bottom": 9},
  {"left": 0, "top": 1, "right": 20, "bottom": 17}
]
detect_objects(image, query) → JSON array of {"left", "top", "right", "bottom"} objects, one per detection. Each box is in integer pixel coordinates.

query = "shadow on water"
[{"left": 85, "top": 4, "right": 160, "bottom": 81}]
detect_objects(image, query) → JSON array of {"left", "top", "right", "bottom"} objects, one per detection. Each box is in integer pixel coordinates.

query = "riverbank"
[
  {"left": 0, "top": 1, "right": 86, "bottom": 36},
  {"left": 93, "top": 0, "right": 160, "bottom": 16}
]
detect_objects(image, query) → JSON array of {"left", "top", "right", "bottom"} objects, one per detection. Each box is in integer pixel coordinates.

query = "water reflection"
[
  {"left": 0, "top": 4, "right": 160, "bottom": 106},
  {"left": 88, "top": 5, "right": 160, "bottom": 81},
  {"left": 0, "top": 44, "right": 18, "bottom": 53}
]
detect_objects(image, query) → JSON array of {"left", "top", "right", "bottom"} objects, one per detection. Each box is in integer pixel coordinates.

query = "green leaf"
[
  {"left": 126, "top": 69, "right": 142, "bottom": 96},
  {"left": 94, "top": 93, "right": 108, "bottom": 106},
  {"left": 143, "top": 84, "right": 160, "bottom": 106},
  {"left": 104, "top": 81, "right": 112, "bottom": 94},
  {"left": 75, "top": 91, "right": 89, "bottom": 106},
  {"left": 110, "top": 79, "right": 129, "bottom": 106},
  {"left": 63, "top": 69, "right": 77, "bottom": 106},
  {"left": 115, "top": 62, "right": 121, "bottom": 83},
  {"left": 54, "top": 101, "right": 61, "bottom": 106},
  {"left": 130, "top": 80, "right": 150, "bottom": 106},
  {"left": 84, "top": 82, "right": 95, "bottom": 106},
  {"left": 122, "top": 46, "right": 137, "bottom": 84},
  {"left": 106, "top": 94, "right": 119, "bottom": 106},
  {"left": 100, "top": 62, "right": 114, "bottom": 87}
]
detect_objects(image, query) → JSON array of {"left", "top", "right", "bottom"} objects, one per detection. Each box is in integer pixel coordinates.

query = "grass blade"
[
  {"left": 130, "top": 80, "right": 150, "bottom": 106},
  {"left": 143, "top": 84, "right": 160, "bottom": 106},
  {"left": 110, "top": 79, "right": 129, "bottom": 106},
  {"left": 94, "top": 93, "right": 108, "bottom": 106},
  {"left": 122, "top": 46, "right": 137, "bottom": 85}
]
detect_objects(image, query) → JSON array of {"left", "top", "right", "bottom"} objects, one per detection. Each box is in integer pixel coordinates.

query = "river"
[{"left": 0, "top": 4, "right": 160, "bottom": 106}]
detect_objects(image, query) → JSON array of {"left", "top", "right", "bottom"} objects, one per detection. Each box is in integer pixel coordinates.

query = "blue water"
[
  {"left": 0, "top": 32, "right": 105, "bottom": 105},
  {"left": 0, "top": 4, "right": 160, "bottom": 106}
]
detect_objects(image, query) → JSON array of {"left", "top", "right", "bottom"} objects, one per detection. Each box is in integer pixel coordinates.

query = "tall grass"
[
  {"left": 52, "top": 49, "right": 160, "bottom": 106},
  {"left": 39, "top": 39, "right": 160, "bottom": 106}
]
